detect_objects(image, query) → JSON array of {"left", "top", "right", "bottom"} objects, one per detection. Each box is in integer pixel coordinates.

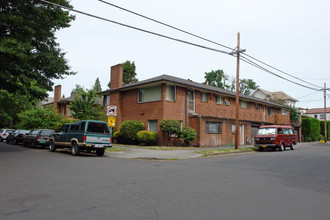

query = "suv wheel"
[
  {"left": 71, "top": 142, "right": 80, "bottom": 156},
  {"left": 49, "top": 141, "right": 56, "bottom": 152},
  {"left": 279, "top": 143, "right": 284, "bottom": 151},
  {"left": 290, "top": 143, "right": 295, "bottom": 150},
  {"left": 259, "top": 147, "right": 264, "bottom": 152},
  {"left": 31, "top": 141, "right": 36, "bottom": 149},
  {"left": 96, "top": 148, "right": 105, "bottom": 157}
]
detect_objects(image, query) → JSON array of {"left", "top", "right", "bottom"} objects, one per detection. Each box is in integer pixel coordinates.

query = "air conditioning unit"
[{"left": 225, "top": 101, "right": 230, "bottom": 105}]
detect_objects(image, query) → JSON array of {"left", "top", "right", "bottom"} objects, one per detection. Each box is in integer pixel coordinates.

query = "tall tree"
[
  {"left": 231, "top": 78, "right": 259, "bottom": 95},
  {"left": 203, "top": 70, "right": 231, "bottom": 89},
  {"left": 123, "top": 60, "right": 138, "bottom": 85},
  {"left": 203, "top": 69, "right": 259, "bottom": 95},
  {"left": 0, "top": 0, "right": 75, "bottom": 100},
  {"left": 108, "top": 60, "right": 138, "bottom": 88},
  {"left": 92, "top": 77, "right": 102, "bottom": 92},
  {"left": 69, "top": 86, "right": 106, "bottom": 121}
]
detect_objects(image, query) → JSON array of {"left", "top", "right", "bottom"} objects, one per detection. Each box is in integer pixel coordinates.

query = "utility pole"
[
  {"left": 231, "top": 32, "right": 246, "bottom": 150},
  {"left": 324, "top": 82, "right": 327, "bottom": 143}
]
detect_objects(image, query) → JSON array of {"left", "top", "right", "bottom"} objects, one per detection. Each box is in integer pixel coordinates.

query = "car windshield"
[{"left": 257, "top": 128, "right": 276, "bottom": 135}]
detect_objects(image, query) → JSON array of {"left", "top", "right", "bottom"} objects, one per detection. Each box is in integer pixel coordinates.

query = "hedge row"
[{"left": 302, "top": 117, "right": 320, "bottom": 142}]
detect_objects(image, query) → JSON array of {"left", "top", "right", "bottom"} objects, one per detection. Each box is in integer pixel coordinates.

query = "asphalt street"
[{"left": 1, "top": 141, "right": 330, "bottom": 220}]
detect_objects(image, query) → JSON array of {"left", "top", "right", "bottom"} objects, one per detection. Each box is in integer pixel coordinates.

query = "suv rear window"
[{"left": 87, "top": 122, "right": 110, "bottom": 134}]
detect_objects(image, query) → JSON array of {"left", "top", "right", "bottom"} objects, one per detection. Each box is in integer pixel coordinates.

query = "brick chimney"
[
  {"left": 54, "top": 85, "right": 61, "bottom": 111},
  {"left": 110, "top": 64, "right": 123, "bottom": 89}
]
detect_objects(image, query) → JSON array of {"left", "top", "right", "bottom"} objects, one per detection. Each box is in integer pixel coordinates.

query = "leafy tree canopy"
[
  {"left": 69, "top": 86, "right": 106, "bottom": 121},
  {"left": 203, "top": 69, "right": 259, "bottom": 95},
  {"left": 231, "top": 78, "right": 259, "bottom": 95},
  {"left": 0, "top": 0, "right": 76, "bottom": 100},
  {"left": 17, "top": 106, "right": 75, "bottom": 130},
  {"left": 203, "top": 70, "right": 231, "bottom": 90},
  {"left": 0, "top": 89, "right": 35, "bottom": 127}
]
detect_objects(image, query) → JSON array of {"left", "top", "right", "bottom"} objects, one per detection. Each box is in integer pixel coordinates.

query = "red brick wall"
[{"left": 108, "top": 84, "right": 291, "bottom": 147}]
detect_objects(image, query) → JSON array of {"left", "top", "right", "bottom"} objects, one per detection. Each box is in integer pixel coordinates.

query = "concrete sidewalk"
[
  {"left": 105, "top": 142, "right": 317, "bottom": 160},
  {"left": 106, "top": 145, "right": 255, "bottom": 160}
]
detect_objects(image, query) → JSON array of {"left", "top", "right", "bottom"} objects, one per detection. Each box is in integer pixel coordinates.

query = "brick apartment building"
[{"left": 99, "top": 64, "right": 291, "bottom": 147}]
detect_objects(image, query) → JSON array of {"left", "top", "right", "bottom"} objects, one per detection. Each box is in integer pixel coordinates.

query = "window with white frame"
[
  {"left": 200, "top": 92, "right": 207, "bottom": 102},
  {"left": 240, "top": 101, "right": 250, "bottom": 109},
  {"left": 138, "top": 86, "right": 161, "bottom": 103},
  {"left": 206, "top": 122, "right": 222, "bottom": 133},
  {"left": 148, "top": 120, "right": 158, "bottom": 133},
  {"left": 275, "top": 108, "right": 279, "bottom": 114},
  {"left": 255, "top": 104, "right": 259, "bottom": 110},
  {"left": 216, "top": 95, "right": 225, "bottom": 104},
  {"left": 267, "top": 107, "right": 272, "bottom": 116},
  {"left": 282, "top": 109, "right": 288, "bottom": 116},
  {"left": 188, "top": 91, "right": 195, "bottom": 113},
  {"left": 166, "top": 85, "right": 176, "bottom": 101},
  {"left": 105, "top": 95, "right": 110, "bottom": 107},
  {"left": 320, "top": 114, "right": 325, "bottom": 120}
]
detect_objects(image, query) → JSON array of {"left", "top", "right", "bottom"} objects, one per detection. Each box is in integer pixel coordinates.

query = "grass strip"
[{"left": 197, "top": 147, "right": 258, "bottom": 157}]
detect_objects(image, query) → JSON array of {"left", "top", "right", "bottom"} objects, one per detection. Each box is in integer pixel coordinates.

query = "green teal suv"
[{"left": 49, "top": 120, "right": 112, "bottom": 157}]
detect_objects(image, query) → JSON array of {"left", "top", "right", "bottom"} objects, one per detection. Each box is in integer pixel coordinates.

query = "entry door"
[{"left": 240, "top": 125, "right": 245, "bottom": 145}]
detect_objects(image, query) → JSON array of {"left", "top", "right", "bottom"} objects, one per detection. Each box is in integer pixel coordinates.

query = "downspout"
[{"left": 185, "top": 89, "right": 188, "bottom": 127}]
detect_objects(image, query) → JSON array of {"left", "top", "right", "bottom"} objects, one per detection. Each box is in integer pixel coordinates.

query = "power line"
[
  {"left": 39, "top": 0, "right": 231, "bottom": 55},
  {"left": 41, "top": 0, "right": 323, "bottom": 91},
  {"left": 295, "top": 91, "right": 320, "bottom": 100},
  {"left": 300, "top": 77, "right": 330, "bottom": 81},
  {"left": 238, "top": 56, "right": 321, "bottom": 91},
  {"left": 241, "top": 54, "right": 323, "bottom": 89},
  {"left": 98, "top": 0, "right": 323, "bottom": 90},
  {"left": 98, "top": 0, "right": 234, "bottom": 51}
]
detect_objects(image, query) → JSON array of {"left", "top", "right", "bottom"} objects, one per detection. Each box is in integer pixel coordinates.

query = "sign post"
[{"left": 107, "top": 106, "right": 117, "bottom": 128}]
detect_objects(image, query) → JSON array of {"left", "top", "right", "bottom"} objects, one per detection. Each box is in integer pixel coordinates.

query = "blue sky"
[{"left": 53, "top": 0, "right": 330, "bottom": 108}]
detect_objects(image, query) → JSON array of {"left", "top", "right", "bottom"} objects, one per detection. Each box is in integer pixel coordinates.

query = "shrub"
[
  {"left": 320, "top": 121, "right": 330, "bottom": 139},
  {"left": 160, "top": 119, "right": 181, "bottom": 146},
  {"left": 137, "top": 130, "right": 157, "bottom": 145},
  {"left": 119, "top": 120, "right": 144, "bottom": 144},
  {"left": 17, "top": 106, "right": 75, "bottom": 130},
  {"left": 113, "top": 131, "right": 121, "bottom": 143},
  {"left": 180, "top": 127, "right": 197, "bottom": 146},
  {"left": 302, "top": 117, "right": 320, "bottom": 142}
]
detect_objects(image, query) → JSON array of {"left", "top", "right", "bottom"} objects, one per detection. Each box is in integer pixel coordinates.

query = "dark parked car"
[
  {"left": 6, "top": 130, "right": 30, "bottom": 144},
  {"left": 23, "top": 129, "right": 55, "bottom": 148}
]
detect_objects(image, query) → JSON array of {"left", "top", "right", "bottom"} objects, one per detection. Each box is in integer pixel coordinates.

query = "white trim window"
[
  {"left": 166, "top": 85, "right": 176, "bottom": 101},
  {"left": 216, "top": 95, "right": 225, "bottom": 105},
  {"left": 206, "top": 122, "right": 222, "bottom": 133},
  {"left": 282, "top": 109, "right": 288, "bottom": 116},
  {"left": 267, "top": 107, "right": 273, "bottom": 116},
  {"left": 148, "top": 120, "right": 158, "bottom": 133},
  {"left": 240, "top": 101, "right": 250, "bottom": 109},
  {"left": 188, "top": 91, "right": 195, "bottom": 113},
  {"left": 138, "top": 86, "right": 161, "bottom": 103},
  {"left": 200, "top": 92, "right": 208, "bottom": 102}
]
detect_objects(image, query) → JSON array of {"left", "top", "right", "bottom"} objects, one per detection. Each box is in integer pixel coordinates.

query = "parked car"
[
  {"left": 254, "top": 125, "right": 296, "bottom": 151},
  {"left": 0, "top": 129, "right": 15, "bottom": 142},
  {"left": 23, "top": 129, "right": 55, "bottom": 148},
  {"left": 6, "top": 130, "right": 30, "bottom": 144},
  {"left": 49, "top": 120, "right": 112, "bottom": 156}
]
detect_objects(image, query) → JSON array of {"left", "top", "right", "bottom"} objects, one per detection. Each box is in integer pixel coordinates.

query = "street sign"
[
  {"left": 107, "top": 105, "right": 117, "bottom": 116},
  {"left": 108, "top": 117, "right": 116, "bottom": 127}
]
